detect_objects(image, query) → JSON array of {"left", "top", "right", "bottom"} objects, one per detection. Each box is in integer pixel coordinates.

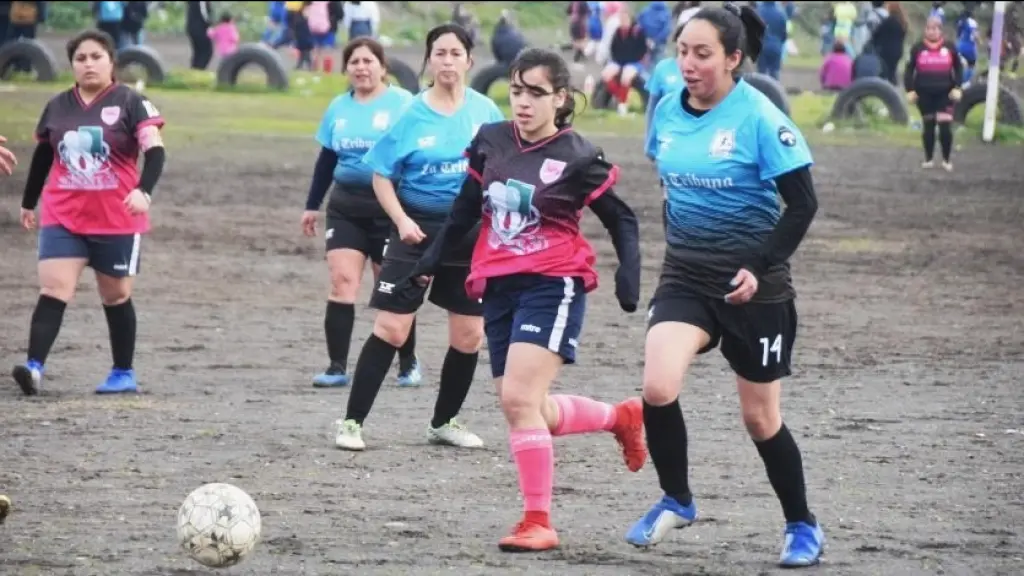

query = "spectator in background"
[
  {"left": 820, "top": 8, "right": 835, "bottom": 56},
  {"left": 293, "top": 2, "right": 314, "bottom": 70},
  {"left": 262, "top": 1, "right": 290, "bottom": 47},
  {"left": 208, "top": 12, "right": 239, "bottom": 59},
  {"left": 5, "top": 1, "right": 45, "bottom": 72},
  {"left": 491, "top": 10, "right": 527, "bottom": 65},
  {"left": 870, "top": 1, "right": 907, "bottom": 86},
  {"left": 343, "top": 1, "right": 379, "bottom": 41},
  {"left": 567, "top": 1, "right": 590, "bottom": 63},
  {"left": 638, "top": 1, "right": 671, "bottom": 62},
  {"left": 121, "top": 1, "right": 148, "bottom": 47},
  {"left": 820, "top": 39, "right": 853, "bottom": 91},
  {"left": 757, "top": 1, "right": 788, "bottom": 79},
  {"left": 93, "top": 1, "right": 124, "bottom": 50},
  {"left": 955, "top": 6, "right": 978, "bottom": 85},
  {"left": 306, "top": 1, "right": 335, "bottom": 72},
  {"left": 833, "top": 0, "right": 857, "bottom": 54},
  {"left": 186, "top": 0, "right": 214, "bottom": 70}
]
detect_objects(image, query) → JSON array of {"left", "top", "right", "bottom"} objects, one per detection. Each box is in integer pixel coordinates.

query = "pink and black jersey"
[
  {"left": 904, "top": 39, "right": 963, "bottom": 94},
  {"left": 462, "top": 121, "right": 620, "bottom": 299},
  {"left": 35, "top": 83, "right": 165, "bottom": 235}
]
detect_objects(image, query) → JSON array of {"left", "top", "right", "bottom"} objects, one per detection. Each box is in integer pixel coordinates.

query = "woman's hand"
[
  {"left": 301, "top": 210, "right": 318, "bottom": 237},
  {"left": 724, "top": 268, "right": 758, "bottom": 305},
  {"left": 124, "top": 189, "right": 151, "bottom": 215},
  {"left": 397, "top": 216, "right": 426, "bottom": 244}
]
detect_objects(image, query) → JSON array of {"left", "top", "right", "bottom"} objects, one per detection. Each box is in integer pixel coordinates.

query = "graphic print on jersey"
[
  {"left": 484, "top": 178, "right": 544, "bottom": 255},
  {"left": 56, "top": 126, "right": 115, "bottom": 191}
]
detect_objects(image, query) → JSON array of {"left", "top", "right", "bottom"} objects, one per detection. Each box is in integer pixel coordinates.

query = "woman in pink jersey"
[{"left": 13, "top": 29, "right": 167, "bottom": 397}]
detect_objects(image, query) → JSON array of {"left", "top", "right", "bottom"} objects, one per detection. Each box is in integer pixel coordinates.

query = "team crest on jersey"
[
  {"left": 484, "top": 178, "right": 546, "bottom": 255},
  {"left": 372, "top": 111, "right": 390, "bottom": 130},
  {"left": 708, "top": 129, "right": 735, "bottom": 158},
  {"left": 334, "top": 118, "right": 347, "bottom": 132},
  {"left": 56, "top": 126, "right": 115, "bottom": 190},
  {"left": 778, "top": 126, "right": 797, "bottom": 147},
  {"left": 100, "top": 106, "right": 121, "bottom": 126},
  {"left": 539, "top": 158, "right": 567, "bottom": 184}
]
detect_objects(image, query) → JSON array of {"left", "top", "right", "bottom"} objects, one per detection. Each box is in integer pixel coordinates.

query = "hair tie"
[{"left": 723, "top": 2, "right": 741, "bottom": 17}]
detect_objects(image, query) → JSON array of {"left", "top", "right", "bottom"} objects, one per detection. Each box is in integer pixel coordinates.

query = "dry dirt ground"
[{"left": 1, "top": 37, "right": 1023, "bottom": 576}]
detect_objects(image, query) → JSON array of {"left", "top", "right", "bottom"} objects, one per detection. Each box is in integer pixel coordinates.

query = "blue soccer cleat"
[
  {"left": 396, "top": 355, "right": 422, "bottom": 388},
  {"left": 312, "top": 365, "right": 350, "bottom": 388},
  {"left": 779, "top": 520, "right": 824, "bottom": 568},
  {"left": 12, "top": 360, "right": 44, "bottom": 396},
  {"left": 96, "top": 368, "right": 138, "bottom": 394},
  {"left": 625, "top": 494, "right": 698, "bottom": 547}
]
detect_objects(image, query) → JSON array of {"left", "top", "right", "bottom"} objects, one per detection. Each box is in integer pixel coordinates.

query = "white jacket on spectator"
[{"left": 342, "top": 1, "right": 381, "bottom": 38}]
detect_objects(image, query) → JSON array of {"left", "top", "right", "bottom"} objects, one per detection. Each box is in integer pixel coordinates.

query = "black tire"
[
  {"left": 741, "top": 72, "right": 791, "bottom": 117},
  {"left": 116, "top": 45, "right": 167, "bottom": 84},
  {"left": 216, "top": 43, "right": 289, "bottom": 90},
  {"left": 469, "top": 62, "right": 510, "bottom": 97},
  {"left": 829, "top": 76, "right": 910, "bottom": 124},
  {"left": 591, "top": 74, "right": 650, "bottom": 110},
  {"left": 953, "top": 82, "right": 1024, "bottom": 127},
  {"left": 388, "top": 59, "right": 420, "bottom": 94},
  {"left": 0, "top": 39, "right": 58, "bottom": 82}
]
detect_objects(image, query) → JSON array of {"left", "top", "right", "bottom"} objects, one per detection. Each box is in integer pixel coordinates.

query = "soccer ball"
[{"left": 176, "top": 483, "right": 262, "bottom": 568}]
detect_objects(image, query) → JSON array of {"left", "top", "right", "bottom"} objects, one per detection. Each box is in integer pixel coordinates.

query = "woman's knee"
[
  {"left": 641, "top": 322, "right": 707, "bottom": 406},
  {"left": 372, "top": 312, "right": 414, "bottom": 347},
  {"left": 38, "top": 260, "right": 84, "bottom": 302},
  {"left": 737, "top": 378, "right": 783, "bottom": 440},
  {"left": 448, "top": 314, "right": 483, "bottom": 353},
  {"left": 499, "top": 374, "right": 544, "bottom": 422},
  {"left": 327, "top": 250, "right": 366, "bottom": 302},
  {"left": 96, "top": 274, "right": 132, "bottom": 306}
]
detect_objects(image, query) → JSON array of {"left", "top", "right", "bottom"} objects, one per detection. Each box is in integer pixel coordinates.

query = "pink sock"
[
  {"left": 550, "top": 394, "right": 617, "bottom": 436},
  {"left": 509, "top": 428, "right": 554, "bottom": 516}
]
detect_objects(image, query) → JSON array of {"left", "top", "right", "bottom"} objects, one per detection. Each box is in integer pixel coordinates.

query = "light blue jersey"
[
  {"left": 362, "top": 87, "right": 504, "bottom": 223},
  {"left": 646, "top": 56, "right": 682, "bottom": 109},
  {"left": 647, "top": 79, "right": 813, "bottom": 296},
  {"left": 316, "top": 85, "right": 414, "bottom": 188},
  {"left": 644, "top": 56, "right": 683, "bottom": 145}
]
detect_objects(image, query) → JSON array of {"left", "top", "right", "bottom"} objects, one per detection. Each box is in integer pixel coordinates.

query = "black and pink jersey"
[
  {"left": 904, "top": 39, "right": 963, "bottom": 94},
  {"left": 35, "top": 83, "right": 165, "bottom": 235},
  {"left": 462, "top": 121, "right": 620, "bottom": 299}
]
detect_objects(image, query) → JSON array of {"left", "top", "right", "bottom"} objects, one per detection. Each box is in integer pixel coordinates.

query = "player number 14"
[{"left": 759, "top": 334, "right": 782, "bottom": 366}]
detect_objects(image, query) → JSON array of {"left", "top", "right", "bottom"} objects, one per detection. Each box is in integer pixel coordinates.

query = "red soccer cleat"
[
  {"left": 498, "top": 517, "right": 560, "bottom": 552},
  {"left": 611, "top": 397, "right": 647, "bottom": 472}
]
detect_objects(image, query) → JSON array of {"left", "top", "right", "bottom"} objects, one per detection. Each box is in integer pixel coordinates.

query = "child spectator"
[
  {"left": 208, "top": 12, "right": 240, "bottom": 58},
  {"left": 820, "top": 39, "right": 854, "bottom": 91}
]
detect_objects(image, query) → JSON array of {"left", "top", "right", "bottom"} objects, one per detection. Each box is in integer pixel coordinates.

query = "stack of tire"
[{"left": 0, "top": 39, "right": 423, "bottom": 94}]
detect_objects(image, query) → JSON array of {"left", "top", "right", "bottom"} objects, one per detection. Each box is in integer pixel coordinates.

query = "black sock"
[
  {"left": 344, "top": 334, "right": 397, "bottom": 424},
  {"left": 430, "top": 347, "right": 478, "bottom": 429},
  {"left": 754, "top": 423, "right": 814, "bottom": 525},
  {"left": 103, "top": 299, "right": 137, "bottom": 370},
  {"left": 938, "top": 122, "right": 953, "bottom": 162},
  {"left": 27, "top": 294, "right": 67, "bottom": 365},
  {"left": 398, "top": 318, "right": 417, "bottom": 372},
  {"left": 643, "top": 398, "right": 693, "bottom": 506},
  {"left": 922, "top": 118, "right": 937, "bottom": 161},
  {"left": 324, "top": 301, "right": 354, "bottom": 370}
]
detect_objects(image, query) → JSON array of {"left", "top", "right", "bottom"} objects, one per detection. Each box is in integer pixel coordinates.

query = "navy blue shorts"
[
  {"left": 38, "top": 224, "right": 142, "bottom": 278},
  {"left": 483, "top": 275, "right": 586, "bottom": 379}
]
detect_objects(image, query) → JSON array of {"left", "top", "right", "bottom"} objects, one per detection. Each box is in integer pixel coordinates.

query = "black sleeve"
[
  {"left": 406, "top": 138, "right": 486, "bottom": 278},
  {"left": 948, "top": 41, "right": 964, "bottom": 86},
  {"left": 742, "top": 167, "right": 818, "bottom": 278},
  {"left": 305, "top": 146, "right": 338, "bottom": 211},
  {"left": 22, "top": 142, "right": 54, "bottom": 210},
  {"left": 137, "top": 147, "right": 166, "bottom": 196},
  {"left": 903, "top": 42, "right": 921, "bottom": 90},
  {"left": 582, "top": 153, "right": 641, "bottom": 312}
]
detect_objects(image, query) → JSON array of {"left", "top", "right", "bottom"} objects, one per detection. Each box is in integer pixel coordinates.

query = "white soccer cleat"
[
  {"left": 942, "top": 161, "right": 953, "bottom": 172},
  {"left": 427, "top": 419, "right": 484, "bottom": 448},
  {"left": 335, "top": 419, "right": 366, "bottom": 451}
]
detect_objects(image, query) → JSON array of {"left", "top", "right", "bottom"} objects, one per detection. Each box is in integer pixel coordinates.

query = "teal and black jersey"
[
  {"left": 647, "top": 79, "right": 814, "bottom": 302},
  {"left": 362, "top": 87, "right": 504, "bottom": 226},
  {"left": 315, "top": 85, "right": 413, "bottom": 215}
]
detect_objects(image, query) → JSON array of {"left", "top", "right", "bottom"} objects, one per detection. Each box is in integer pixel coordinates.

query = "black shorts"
[
  {"left": 570, "top": 20, "right": 587, "bottom": 41},
  {"left": 648, "top": 284, "right": 798, "bottom": 383},
  {"left": 916, "top": 90, "right": 954, "bottom": 117},
  {"left": 368, "top": 227, "right": 482, "bottom": 317},
  {"left": 325, "top": 213, "right": 391, "bottom": 264}
]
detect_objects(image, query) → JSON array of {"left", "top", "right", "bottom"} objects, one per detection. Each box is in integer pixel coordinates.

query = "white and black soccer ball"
[{"left": 176, "top": 483, "right": 262, "bottom": 568}]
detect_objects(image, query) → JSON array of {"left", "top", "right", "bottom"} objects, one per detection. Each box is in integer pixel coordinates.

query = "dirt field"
[{"left": 2, "top": 39, "right": 1024, "bottom": 576}]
